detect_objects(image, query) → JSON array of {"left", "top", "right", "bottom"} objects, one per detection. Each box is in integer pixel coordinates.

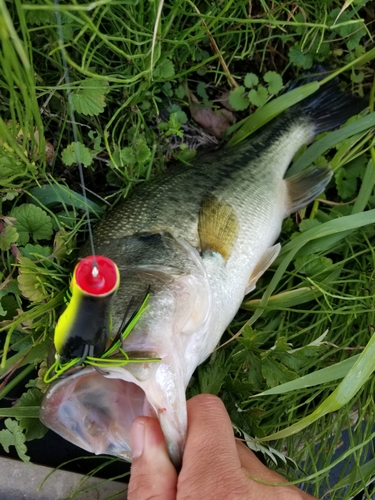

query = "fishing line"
[
  {"left": 47, "top": 2, "right": 155, "bottom": 380},
  {"left": 53, "top": 0, "right": 97, "bottom": 273}
]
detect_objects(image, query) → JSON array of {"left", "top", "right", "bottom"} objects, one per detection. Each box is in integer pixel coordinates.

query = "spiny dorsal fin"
[
  {"left": 285, "top": 166, "right": 332, "bottom": 216},
  {"left": 198, "top": 195, "right": 239, "bottom": 261},
  {"left": 245, "top": 243, "right": 281, "bottom": 295}
]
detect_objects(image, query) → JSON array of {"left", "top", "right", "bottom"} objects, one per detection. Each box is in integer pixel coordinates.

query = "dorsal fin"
[{"left": 198, "top": 195, "right": 239, "bottom": 261}]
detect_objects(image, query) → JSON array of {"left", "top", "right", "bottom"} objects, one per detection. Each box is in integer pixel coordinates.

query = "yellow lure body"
[{"left": 54, "top": 255, "right": 120, "bottom": 363}]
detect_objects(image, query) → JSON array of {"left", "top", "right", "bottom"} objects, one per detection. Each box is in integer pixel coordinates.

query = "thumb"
[{"left": 127, "top": 416, "right": 178, "bottom": 500}]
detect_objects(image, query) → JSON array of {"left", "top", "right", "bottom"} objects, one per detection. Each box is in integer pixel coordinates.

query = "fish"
[{"left": 40, "top": 72, "right": 365, "bottom": 467}]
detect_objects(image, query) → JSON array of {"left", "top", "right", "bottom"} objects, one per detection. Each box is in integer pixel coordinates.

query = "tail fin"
[{"left": 290, "top": 66, "right": 367, "bottom": 135}]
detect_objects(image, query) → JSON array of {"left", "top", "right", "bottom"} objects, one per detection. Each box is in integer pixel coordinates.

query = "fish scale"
[
  {"left": 41, "top": 73, "right": 366, "bottom": 467},
  {"left": 91, "top": 117, "right": 311, "bottom": 257}
]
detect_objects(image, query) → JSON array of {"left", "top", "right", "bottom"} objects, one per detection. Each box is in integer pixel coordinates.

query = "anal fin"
[
  {"left": 198, "top": 195, "right": 239, "bottom": 262},
  {"left": 285, "top": 166, "right": 332, "bottom": 215},
  {"left": 245, "top": 243, "right": 281, "bottom": 295}
]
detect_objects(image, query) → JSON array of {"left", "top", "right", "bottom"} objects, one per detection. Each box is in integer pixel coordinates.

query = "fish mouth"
[{"left": 40, "top": 366, "right": 161, "bottom": 463}]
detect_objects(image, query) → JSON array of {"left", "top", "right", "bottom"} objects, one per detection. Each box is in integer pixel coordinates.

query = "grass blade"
[
  {"left": 252, "top": 356, "right": 359, "bottom": 396},
  {"left": 256, "top": 332, "right": 375, "bottom": 441},
  {"left": 288, "top": 113, "right": 375, "bottom": 176},
  {"left": 227, "top": 82, "right": 320, "bottom": 146}
]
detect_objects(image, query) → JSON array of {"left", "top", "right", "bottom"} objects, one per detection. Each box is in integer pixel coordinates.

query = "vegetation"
[{"left": 0, "top": 0, "right": 374, "bottom": 498}]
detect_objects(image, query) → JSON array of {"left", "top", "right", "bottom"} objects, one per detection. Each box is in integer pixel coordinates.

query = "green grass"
[{"left": 0, "top": 0, "right": 375, "bottom": 498}]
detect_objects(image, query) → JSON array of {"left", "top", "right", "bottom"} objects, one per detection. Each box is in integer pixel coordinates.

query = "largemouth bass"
[{"left": 40, "top": 75, "right": 364, "bottom": 466}]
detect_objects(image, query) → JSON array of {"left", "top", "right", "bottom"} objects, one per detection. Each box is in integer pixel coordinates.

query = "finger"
[
  {"left": 178, "top": 394, "right": 248, "bottom": 498},
  {"left": 236, "top": 441, "right": 288, "bottom": 482},
  {"left": 127, "top": 416, "right": 177, "bottom": 500},
  {"left": 236, "top": 441, "right": 318, "bottom": 500}
]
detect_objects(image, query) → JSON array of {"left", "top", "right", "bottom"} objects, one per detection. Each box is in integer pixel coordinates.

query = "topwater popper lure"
[
  {"left": 45, "top": 255, "right": 154, "bottom": 383},
  {"left": 54, "top": 255, "right": 120, "bottom": 364},
  {"left": 44, "top": 4, "right": 155, "bottom": 385}
]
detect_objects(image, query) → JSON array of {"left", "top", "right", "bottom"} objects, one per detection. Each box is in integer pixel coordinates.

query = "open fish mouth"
[
  {"left": 40, "top": 366, "right": 160, "bottom": 462},
  {"left": 40, "top": 236, "right": 213, "bottom": 467}
]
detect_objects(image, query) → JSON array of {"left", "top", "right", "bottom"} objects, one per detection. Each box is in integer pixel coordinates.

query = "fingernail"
[{"left": 130, "top": 420, "right": 145, "bottom": 459}]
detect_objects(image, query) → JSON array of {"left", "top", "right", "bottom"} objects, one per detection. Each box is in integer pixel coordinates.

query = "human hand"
[{"left": 128, "top": 394, "right": 318, "bottom": 500}]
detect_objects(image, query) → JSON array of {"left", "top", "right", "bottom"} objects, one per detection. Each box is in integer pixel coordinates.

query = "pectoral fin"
[
  {"left": 285, "top": 166, "right": 332, "bottom": 216},
  {"left": 245, "top": 243, "right": 281, "bottom": 295},
  {"left": 198, "top": 195, "right": 239, "bottom": 262}
]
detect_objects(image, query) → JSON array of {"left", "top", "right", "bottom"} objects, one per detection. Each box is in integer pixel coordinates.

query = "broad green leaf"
[
  {"left": 351, "top": 70, "right": 365, "bottom": 83},
  {"left": 10, "top": 204, "right": 53, "bottom": 245},
  {"left": 244, "top": 73, "right": 259, "bottom": 88},
  {"left": 16, "top": 389, "right": 48, "bottom": 440},
  {"left": 8, "top": 331, "right": 34, "bottom": 353},
  {"left": 0, "top": 224, "right": 19, "bottom": 250},
  {"left": 0, "top": 151, "right": 32, "bottom": 185},
  {"left": 197, "top": 350, "right": 230, "bottom": 395},
  {"left": 175, "top": 85, "right": 185, "bottom": 99},
  {"left": 17, "top": 257, "right": 46, "bottom": 302},
  {"left": 120, "top": 147, "right": 136, "bottom": 164},
  {"left": 0, "top": 419, "right": 30, "bottom": 463},
  {"left": 2, "top": 191, "right": 19, "bottom": 202},
  {"left": 1, "top": 287, "right": 21, "bottom": 320},
  {"left": 52, "top": 230, "right": 69, "bottom": 263},
  {"left": 61, "top": 141, "right": 95, "bottom": 168},
  {"left": 197, "top": 81, "right": 211, "bottom": 106},
  {"left": 20, "top": 244, "right": 51, "bottom": 260},
  {"left": 261, "top": 357, "right": 298, "bottom": 388},
  {"left": 264, "top": 71, "right": 283, "bottom": 95},
  {"left": 335, "top": 167, "right": 358, "bottom": 199},
  {"left": 25, "top": 9, "right": 54, "bottom": 25},
  {"left": 17, "top": 273, "right": 45, "bottom": 302},
  {"left": 248, "top": 85, "right": 269, "bottom": 107},
  {"left": 288, "top": 44, "right": 313, "bottom": 69},
  {"left": 331, "top": 10, "right": 366, "bottom": 51},
  {"left": 88, "top": 130, "right": 103, "bottom": 152},
  {"left": 0, "top": 420, "right": 17, "bottom": 453},
  {"left": 331, "top": 1, "right": 355, "bottom": 26},
  {"left": 135, "top": 141, "right": 152, "bottom": 163},
  {"left": 162, "top": 82, "right": 173, "bottom": 97},
  {"left": 154, "top": 58, "right": 175, "bottom": 79},
  {"left": 120, "top": 139, "right": 151, "bottom": 165},
  {"left": 294, "top": 254, "right": 333, "bottom": 277},
  {"left": 172, "top": 110, "right": 188, "bottom": 125},
  {"left": 0, "top": 305, "right": 6, "bottom": 318},
  {"left": 71, "top": 78, "right": 109, "bottom": 116},
  {"left": 228, "top": 85, "right": 249, "bottom": 111},
  {"left": 344, "top": 154, "right": 367, "bottom": 178}
]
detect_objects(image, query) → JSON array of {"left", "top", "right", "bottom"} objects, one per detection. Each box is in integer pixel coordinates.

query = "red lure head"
[{"left": 74, "top": 256, "right": 119, "bottom": 296}]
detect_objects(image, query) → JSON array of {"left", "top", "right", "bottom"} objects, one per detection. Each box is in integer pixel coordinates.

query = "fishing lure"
[
  {"left": 43, "top": 3, "right": 159, "bottom": 386},
  {"left": 54, "top": 255, "right": 120, "bottom": 364},
  {"left": 45, "top": 259, "right": 156, "bottom": 384}
]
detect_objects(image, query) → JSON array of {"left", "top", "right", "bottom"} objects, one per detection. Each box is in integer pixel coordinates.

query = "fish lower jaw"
[{"left": 40, "top": 365, "right": 184, "bottom": 466}]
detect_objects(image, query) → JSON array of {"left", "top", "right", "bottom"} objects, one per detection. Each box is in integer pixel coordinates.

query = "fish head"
[
  {"left": 40, "top": 367, "right": 153, "bottom": 460},
  {"left": 40, "top": 233, "right": 213, "bottom": 467},
  {"left": 40, "top": 362, "right": 183, "bottom": 462},
  {"left": 40, "top": 349, "right": 194, "bottom": 466}
]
